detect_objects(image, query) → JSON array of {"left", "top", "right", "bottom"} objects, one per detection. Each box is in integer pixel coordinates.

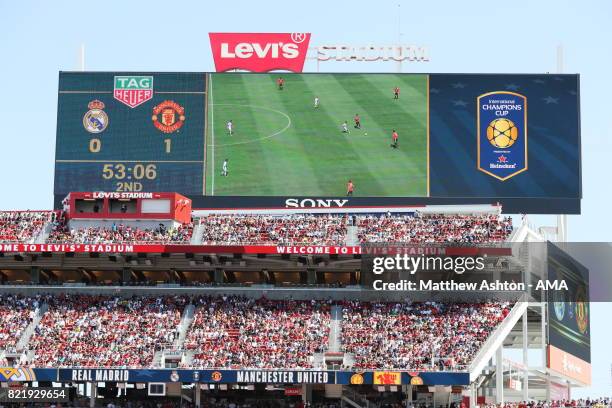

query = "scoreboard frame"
[{"left": 54, "top": 72, "right": 582, "bottom": 214}]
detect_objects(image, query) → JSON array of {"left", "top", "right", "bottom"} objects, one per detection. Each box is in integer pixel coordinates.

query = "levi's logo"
[{"left": 209, "top": 33, "right": 311, "bottom": 72}]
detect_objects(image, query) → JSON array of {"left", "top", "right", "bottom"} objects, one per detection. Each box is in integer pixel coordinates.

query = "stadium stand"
[
  {"left": 0, "top": 294, "right": 45, "bottom": 352},
  {"left": 196, "top": 213, "right": 512, "bottom": 245},
  {"left": 197, "top": 213, "right": 348, "bottom": 245},
  {"left": 26, "top": 295, "right": 188, "bottom": 368},
  {"left": 185, "top": 296, "right": 331, "bottom": 369},
  {"left": 46, "top": 222, "right": 194, "bottom": 244},
  {"left": 340, "top": 301, "right": 512, "bottom": 370},
  {"left": 2, "top": 294, "right": 510, "bottom": 370},
  {"left": 0, "top": 211, "right": 512, "bottom": 245},
  {"left": 0, "top": 210, "right": 53, "bottom": 243},
  {"left": 357, "top": 213, "right": 513, "bottom": 243}
]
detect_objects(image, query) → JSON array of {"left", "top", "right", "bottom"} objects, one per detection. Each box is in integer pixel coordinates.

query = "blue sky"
[{"left": 1, "top": 0, "right": 611, "bottom": 398}]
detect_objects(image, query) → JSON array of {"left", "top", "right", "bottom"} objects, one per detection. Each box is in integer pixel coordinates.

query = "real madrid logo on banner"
[
  {"left": 477, "top": 91, "right": 527, "bottom": 181},
  {"left": 83, "top": 100, "right": 109, "bottom": 134}
]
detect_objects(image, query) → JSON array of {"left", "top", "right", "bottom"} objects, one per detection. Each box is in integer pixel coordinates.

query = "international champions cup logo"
[
  {"left": 477, "top": 91, "right": 528, "bottom": 181},
  {"left": 209, "top": 32, "right": 311, "bottom": 72}
]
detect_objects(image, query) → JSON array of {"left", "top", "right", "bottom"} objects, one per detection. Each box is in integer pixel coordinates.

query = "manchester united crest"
[
  {"left": 152, "top": 100, "right": 185, "bottom": 133},
  {"left": 211, "top": 371, "right": 222, "bottom": 382},
  {"left": 83, "top": 100, "right": 109, "bottom": 134}
]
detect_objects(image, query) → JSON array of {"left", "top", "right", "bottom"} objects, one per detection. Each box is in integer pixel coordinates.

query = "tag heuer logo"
[{"left": 113, "top": 76, "right": 153, "bottom": 108}]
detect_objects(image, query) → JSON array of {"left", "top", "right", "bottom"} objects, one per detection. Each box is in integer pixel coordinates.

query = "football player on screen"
[
  {"left": 354, "top": 114, "right": 361, "bottom": 129},
  {"left": 346, "top": 180, "right": 354, "bottom": 196},
  {"left": 341, "top": 121, "right": 349, "bottom": 134},
  {"left": 391, "top": 129, "right": 399, "bottom": 148}
]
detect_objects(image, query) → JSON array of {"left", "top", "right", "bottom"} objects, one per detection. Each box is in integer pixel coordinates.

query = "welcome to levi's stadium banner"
[
  {"left": 0, "top": 243, "right": 511, "bottom": 256},
  {"left": 0, "top": 368, "right": 469, "bottom": 385}
]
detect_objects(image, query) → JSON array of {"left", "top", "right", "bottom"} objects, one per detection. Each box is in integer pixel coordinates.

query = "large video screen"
[
  {"left": 547, "top": 242, "right": 591, "bottom": 363},
  {"left": 54, "top": 72, "right": 581, "bottom": 213}
]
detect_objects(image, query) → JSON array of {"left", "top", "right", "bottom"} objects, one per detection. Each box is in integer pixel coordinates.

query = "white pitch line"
[
  {"left": 210, "top": 74, "right": 215, "bottom": 196},
  {"left": 207, "top": 104, "right": 292, "bottom": 147}
]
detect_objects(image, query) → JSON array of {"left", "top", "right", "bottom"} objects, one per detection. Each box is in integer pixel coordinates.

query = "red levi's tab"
[{"left": 209, "top": 33, "right": 311, "bottom": 72}]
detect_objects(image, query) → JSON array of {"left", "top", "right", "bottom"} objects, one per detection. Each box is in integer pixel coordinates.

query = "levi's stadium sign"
[{"left": 209, "top": 32, "right": 311, "bottom": 72}]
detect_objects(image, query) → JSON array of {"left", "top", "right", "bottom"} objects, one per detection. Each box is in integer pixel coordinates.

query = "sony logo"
[
  {"left": 220, "top": 42, "right": 299, "bottom": 59},
  {"left": 285, "top": 198, "right": 349, "bottom": 208}
]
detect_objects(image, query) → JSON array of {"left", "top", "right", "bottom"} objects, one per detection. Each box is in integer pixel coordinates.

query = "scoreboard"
[
  {"left": 54, "top": 72, "right": 206, "bottom": 200},
  {"left": 54, "top": 72, "right": 581, "bottom": 213}
]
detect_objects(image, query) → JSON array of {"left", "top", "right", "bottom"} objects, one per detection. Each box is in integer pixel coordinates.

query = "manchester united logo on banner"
[
  {"left": 152, "top": 100, "right": 185, "bottom": 133},
  {"left": 477, "top": 91, "right": 528, "bottom": 181},
  {"left": 211, "top": 371, "right": 222, "bottom": 382},
  {"left": 373, "top": 371, "right": 401, "bottom": 385}
]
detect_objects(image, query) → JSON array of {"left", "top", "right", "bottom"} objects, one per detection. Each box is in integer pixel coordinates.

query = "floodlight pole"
[
  {"left": 397, "top": 3, "right": 402, "bottom": 73},
  {"left": 79, "top": 44, "right": 85, "bottom": 71}
]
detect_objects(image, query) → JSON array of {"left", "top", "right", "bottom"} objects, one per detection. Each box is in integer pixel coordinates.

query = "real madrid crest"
[
  {"left": 152, "top": 100, "right": 185, "bottom": 133},
  {"left": 83, "top": 100, "right": 109, "bottom": 133}
]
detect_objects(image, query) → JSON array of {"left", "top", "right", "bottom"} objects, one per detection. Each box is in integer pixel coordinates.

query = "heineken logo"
[{"left": 113, "top": 76, "right": 153, "bottom": 108}]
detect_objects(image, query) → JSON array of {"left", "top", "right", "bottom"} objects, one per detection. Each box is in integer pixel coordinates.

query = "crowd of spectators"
[
  {"left": 198, "top": 214, "right": 348, "bottom": 246},
  {"left": 341, "top": 301, "right": 511, "bottom": 370},
  {"left": 197, "top": 213, "right": 512, "bottom": 245},
  {"left": 46, "top": 222, "right": 193, "bottom": 244},
  {"left": 0, "top": 210, "right": 53, "bottom": 243},
  {"left": 0, "top": 294, "right": 47, "bottom": 352},
  {"left": 27, "top": 295, "right": 188, "bottom": 368},
  {"left": 357, "top": 213, "right": 513, "bottom": 243},
  {"left": 1, "top": 295, "right": 512, "bottom": 371},
  {"left": 184, "top": 296, "right": 331, "bottom": 369},
  {"left": 0, "top": 211, "right": 512, "bottom": 246}
]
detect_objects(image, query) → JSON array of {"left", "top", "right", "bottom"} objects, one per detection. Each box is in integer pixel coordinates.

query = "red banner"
[
  {"left": 0, "top": 244, "right": 511, "bottom": 256},
  {"left": 284, "top": 387, "right": 302, "bottom": 396},
  {"left": 0, "top": 243, "right": 359, "bottom": 255},
  {"left": 209, "top": 33, "right": 311, "bottom": 72}
]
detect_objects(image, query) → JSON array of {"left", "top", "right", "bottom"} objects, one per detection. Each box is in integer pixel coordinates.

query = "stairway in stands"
[
  {"left": 153, "top": 304, "right": 196, "bottom": 368},
  {"left": 328, "top": 306, "right": 342, "bottom": 352},
  {"left": 345, "top": 224, "right": 359, "bottom": 246}
]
